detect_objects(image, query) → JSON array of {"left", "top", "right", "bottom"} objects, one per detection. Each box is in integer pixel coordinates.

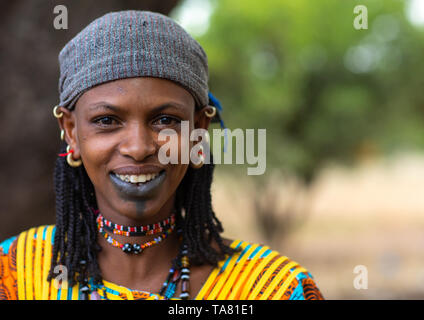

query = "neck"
[
  {"left": 96, "top": 193, "right": 176, "bottom": 226},
  {"left": 97, "top": 229, "right": 181, "bottom": 291},
  {"left": 95, "top": 198, "right": 182, "bottom": 291}
]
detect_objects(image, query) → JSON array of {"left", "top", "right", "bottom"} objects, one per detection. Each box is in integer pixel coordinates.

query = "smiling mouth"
[
  {"left": 115, "top": 172, "right": 161, "bottom": 185},
  {"left": 109, "top": 170, "right": 167, "bottom": 198}
]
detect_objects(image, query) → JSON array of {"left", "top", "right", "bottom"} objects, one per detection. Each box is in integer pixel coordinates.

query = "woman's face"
[{"left": 59, "top": 77, "right": 210, "bottom": 223}]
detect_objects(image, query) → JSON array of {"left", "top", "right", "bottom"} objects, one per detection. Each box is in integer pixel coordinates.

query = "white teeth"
[{"left": 116, "top": 173, "right": 159, "bottom": 184}]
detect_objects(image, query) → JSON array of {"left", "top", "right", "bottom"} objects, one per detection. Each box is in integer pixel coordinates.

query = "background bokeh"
[{"left": 1, "top": 0, "right": 424, "bottom": 299}]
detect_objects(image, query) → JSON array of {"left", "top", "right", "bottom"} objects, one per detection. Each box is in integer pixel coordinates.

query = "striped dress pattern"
[{"left": 0, "top": 225, "right": 323, "bottom": 300}]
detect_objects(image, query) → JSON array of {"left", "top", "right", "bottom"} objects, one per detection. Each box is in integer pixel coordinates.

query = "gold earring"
[
  {"left": 60, "top": 130, "right": 65, "bottom": 141},
  {"left": 66, "top": 145, "right": 82, "bottom": 167},
  {"left": 53, "top": 105, "right": 63, "bottom": 118},
  {"left": 190, "top": 144, "right": 205, "bottom": 169},
  {"left": 205, "top": 106, "right": 216, "bottom": 118}
]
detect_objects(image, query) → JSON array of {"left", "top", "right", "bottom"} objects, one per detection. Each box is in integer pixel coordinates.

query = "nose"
[{"left": 118, "top": 123, "right": 157, "bottom": 161}]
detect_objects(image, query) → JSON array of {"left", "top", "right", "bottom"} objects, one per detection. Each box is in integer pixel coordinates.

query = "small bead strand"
[
  {"left": 179, "top": 245, "right": 190, "bottom": 300},
  {"left": 97, "top": 218, "right": 175, "bottom": 254},
  {"left": 97, "top": 213, "right": 176, "bottom": 237}
]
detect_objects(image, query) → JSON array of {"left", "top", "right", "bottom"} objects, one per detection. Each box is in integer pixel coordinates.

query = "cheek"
[
  {"left": 169, "top": 164, "right": 189, "bottom": 189},
  {"left": 155, "top": 127, "right": 194, "bottom": 164},
  {"left": 79, "top": 134, "right": 115, "bottom": 182},
  {"left": 154, "top": 131, "right": 191, "bottom": 187}
]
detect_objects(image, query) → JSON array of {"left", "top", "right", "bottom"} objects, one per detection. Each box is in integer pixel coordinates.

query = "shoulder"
[
  {"left": 197, "top": 239, "right": 324, "bottom": 300},
  {"left": 0, "top": 235, "right": 17, "bottom": 255},
  {"left": 0, "top": 225, "right": 56, "bottom": 300},
  {"left": 0, "top": 235, "right": 19, "bottom": 300},
  {"left": 1, "top": 225, "right": 56, "bottom": 255},
  {"left": 0, "top": 225, "right": 56, "bottom": 262}
]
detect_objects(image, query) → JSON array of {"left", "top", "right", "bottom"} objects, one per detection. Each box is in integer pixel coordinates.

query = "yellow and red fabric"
[{"left": 0, "top": 225, "right": 323, "bottom": 300}]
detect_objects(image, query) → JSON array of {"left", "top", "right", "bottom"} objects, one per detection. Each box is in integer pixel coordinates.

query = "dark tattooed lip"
[{"left": 109, "top": 170, "right": 166, "bottom": 199}]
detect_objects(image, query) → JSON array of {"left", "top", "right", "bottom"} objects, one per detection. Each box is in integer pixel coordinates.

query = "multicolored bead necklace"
[
  {"left": 91, "top": 212, "right": 190, "bottom": 299},
  {"left": 81, "top": 241, "right": 191, "bottom": 300},
  {"left": 98, "top": 212, "right": 176, "bottom": 237},
  {"left": 96, "top": 214, "right": 176, "bottom": 254},
  {"left": 159, "top": 240, "right": 190, "bottom": 300}
]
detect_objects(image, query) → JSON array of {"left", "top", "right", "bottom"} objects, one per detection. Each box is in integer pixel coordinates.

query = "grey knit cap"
[{"left": 58, "top": 10, "right": 209, "bottom": 110}]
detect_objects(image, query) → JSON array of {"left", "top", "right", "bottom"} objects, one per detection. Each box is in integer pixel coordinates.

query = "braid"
[
  {"left": 176, "top": 155, "right": 239, "bottom": 266},
  {"left": 48, "top": 142, "right": 102, "bottom": 287},
  {"left": 49, "top": 143, "right": 238, "bottom": 286}
]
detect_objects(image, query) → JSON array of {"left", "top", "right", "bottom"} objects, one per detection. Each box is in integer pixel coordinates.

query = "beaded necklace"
[
  {"left": 86, "top": 213, "right": 190, "bottom": 300},
  {"left": 96, "top": 215, "right": 175, "bottom": 254},
  {"left": 159, "top": 241, "right": 190, "bottom": 300},
  {"left": 80, "top": 242, "right": 190, "bottom": 300},
  {"left": 98, "top": 212, "right": 176, "bottom": 237}
]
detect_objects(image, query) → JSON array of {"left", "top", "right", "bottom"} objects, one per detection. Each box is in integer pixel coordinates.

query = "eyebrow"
[
  {"left": 88, "top": 103, "right": 120, "bottom": 112},
  {"left": 88, "top": 101, "right": 188, "bottom": 113}
]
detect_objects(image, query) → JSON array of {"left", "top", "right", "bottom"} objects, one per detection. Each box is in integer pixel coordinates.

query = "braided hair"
[{"left": 47, "top": 141, "right": 238, "bottom": 287}]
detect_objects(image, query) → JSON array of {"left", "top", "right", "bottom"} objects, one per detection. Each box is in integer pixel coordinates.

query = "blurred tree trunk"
[
  {"left": 251, "top": 172, "right": 314, "bottom": 249},
  {"left": 0, "top": 0, "right": 181, "bottom": 239}
]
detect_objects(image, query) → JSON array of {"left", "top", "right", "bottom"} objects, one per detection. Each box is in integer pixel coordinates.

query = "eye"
[
  {"left": 153, "top": 116, "right": 181, "bottom": 126},
  {"left": 93, "top": 116, "right": 119, "bottom": 126}
]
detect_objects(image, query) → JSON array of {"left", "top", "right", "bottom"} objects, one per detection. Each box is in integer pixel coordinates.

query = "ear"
[
  {"left": 194, "top": 105, "right": 213, "bottom": 131},
  {"left": 56, "top": 107, "right": 81, "bottom": 159}
]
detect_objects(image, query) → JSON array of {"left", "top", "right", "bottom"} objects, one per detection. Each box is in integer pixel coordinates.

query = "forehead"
[{"left": 75, "top": 77, "right": 195, "bottom": 111}]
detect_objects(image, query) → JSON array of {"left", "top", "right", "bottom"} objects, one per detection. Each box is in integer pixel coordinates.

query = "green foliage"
[{"left": 191, "top": 0, "right": 424, "bottom": 182}]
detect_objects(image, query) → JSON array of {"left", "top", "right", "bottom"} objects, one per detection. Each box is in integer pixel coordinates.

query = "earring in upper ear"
[
  {"left": 60, "top": 130, "right": 65, "bottom": 141},
  {"left": 205, "top": 106, "right": 216, "bottom": 118},
  {"left": 190, "top": 144, "right": 205, "bottom": 169},
  {"left": 53, "top": 105, "right": 63, "bottom": 118},
  {"left": 66, "top": 145, "right": 82, "bottom": 167}
]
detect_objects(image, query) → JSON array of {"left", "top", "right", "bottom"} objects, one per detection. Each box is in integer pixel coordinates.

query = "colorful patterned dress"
[{"left": 0, "top": 225, "right": 324, "bottom": 300}]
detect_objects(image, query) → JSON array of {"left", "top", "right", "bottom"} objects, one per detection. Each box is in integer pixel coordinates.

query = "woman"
[{"left": 0, "top": 10, "right": 323, "bottom": 300}]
